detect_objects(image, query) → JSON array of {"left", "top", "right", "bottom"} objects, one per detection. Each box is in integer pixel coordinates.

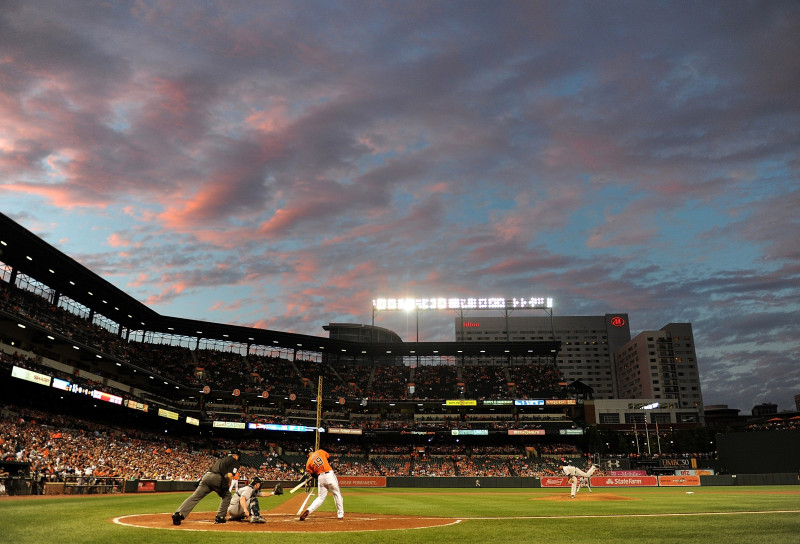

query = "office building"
[
  {"left": 614, "top": 323, "right": 704, "bottom": 410},
  {"left": 455, "top": 313, "right": 632, "bottom": 399}
]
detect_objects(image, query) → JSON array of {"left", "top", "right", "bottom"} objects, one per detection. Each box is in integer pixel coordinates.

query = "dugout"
[{"left": 0, "top": 461, "right": 31, "bottom": 495}]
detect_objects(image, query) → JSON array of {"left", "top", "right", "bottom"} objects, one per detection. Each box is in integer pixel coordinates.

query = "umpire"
[{"left": 172, "top": 449, "right": 241, "bottom": 525}]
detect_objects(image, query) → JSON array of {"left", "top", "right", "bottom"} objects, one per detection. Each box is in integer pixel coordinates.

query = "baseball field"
[{"left": 2, "top": 486, "right": 799, "bottom": 544}]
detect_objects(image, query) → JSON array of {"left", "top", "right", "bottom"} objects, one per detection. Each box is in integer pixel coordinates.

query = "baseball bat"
[
  {"left": 289, "top": 476, "right": 309, "bottom": 494},
  {"left": 296, "top": 489, "right": 313, "bottom": 515}
]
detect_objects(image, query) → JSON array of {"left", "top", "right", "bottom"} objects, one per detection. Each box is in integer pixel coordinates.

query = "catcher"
[
  {"left": 227, "top": 477, "right": 281, "bottom": 523},
  {"left": 227, "top": 479, "right": 284, "bottom": 523}
]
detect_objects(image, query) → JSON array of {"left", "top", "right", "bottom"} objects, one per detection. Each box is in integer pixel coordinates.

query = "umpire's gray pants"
[{"left": 176, "top": 472, "right": 232, "bottom": 519}]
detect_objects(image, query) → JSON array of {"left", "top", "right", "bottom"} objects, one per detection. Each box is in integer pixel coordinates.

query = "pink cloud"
[
  {"left": 144, "top": 282, "right": 188, "bottom": 306},
  {"left": 0, "top": 182, "right": 110, "bottom": 209},
  {"left": 107, "top": 232, "right": 131, "bottom": 248},
  {"left": 245, "top": 101, "right": 291, "bottom": 133},
  {"left": 541, "top": 129, "right": 625, "bottom": 173},
  {"left": 127, "top": 273, "right": 151, "bottom": 289}
]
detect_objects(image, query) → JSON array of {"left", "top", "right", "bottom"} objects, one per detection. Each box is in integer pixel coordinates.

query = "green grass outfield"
[{"left": 2, "top": 486, "right": 799, "bottom": 544}]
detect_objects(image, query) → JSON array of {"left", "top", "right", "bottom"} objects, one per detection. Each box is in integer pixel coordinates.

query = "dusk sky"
[{"left": 1, "top": 1, "right": 798, "bottom": 413}]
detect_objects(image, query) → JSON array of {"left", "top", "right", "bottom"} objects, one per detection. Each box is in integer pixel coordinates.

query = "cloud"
[{"left": 2, "top": 1, "right": 799, "bottom": 410}]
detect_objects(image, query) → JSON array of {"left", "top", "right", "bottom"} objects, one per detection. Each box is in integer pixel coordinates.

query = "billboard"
[
  {"left": 11, "top": 365, "right": 51, "bottom": 387},
  {"left": 594, "top": 476, "right": 659, "bottom": 487},
  {"left": 658, "top": 475, "right": 701, "bottom": 486},
  {"left": 336, "top": 476, "right": 386, "bottom": 488},
  {"left": 540, "top": 477, "right": 571, "bottom": 487}
]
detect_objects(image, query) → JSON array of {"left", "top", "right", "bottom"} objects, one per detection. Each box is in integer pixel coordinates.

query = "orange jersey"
[{"left": 305, "top": 449, "right": 333, "bottom": 475}]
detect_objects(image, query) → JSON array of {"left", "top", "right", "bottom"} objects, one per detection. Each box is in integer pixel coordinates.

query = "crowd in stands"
[
  {"left": 745, "top": 418, "right": 800, "bottom": 431},
  {"left": 1, "top": 337, "right": 575, "bottom": 433},
  {"left": 0, "top": 398, "right": 611, "bottom": 496},
  {"left": 0, "top": 280, "right": 567, "bottom": 406},
  {"left": 0, "top": 404, "right": 216, "bottom": 490},
  {"left": 538, "top": 443, "right": 581, "bottom": 456},
  {"left": 460, "top": 365, "right": 509, "bottom": 399}
]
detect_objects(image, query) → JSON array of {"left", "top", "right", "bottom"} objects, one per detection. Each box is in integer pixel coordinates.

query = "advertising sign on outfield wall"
[
  {"left": 540, "top": 476, "right": 572, "bottom": 487},
  {"left": 658, "top": 475, "right": 701, "bottom": 486},
  {"left": 336, "top": 476, "right": 386, "bottom": 488},
  {"left": 593, "top": 476, "right": 658, "bottom": 487}
]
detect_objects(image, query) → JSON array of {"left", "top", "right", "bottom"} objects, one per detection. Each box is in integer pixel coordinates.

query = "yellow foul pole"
[{"left": 315, "top": 375, "right": 322, "bottom": 450}]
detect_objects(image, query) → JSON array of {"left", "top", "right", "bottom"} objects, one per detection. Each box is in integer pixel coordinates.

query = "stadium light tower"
[
  {"left": 642, "top": 402, "right": 660, "bottom": 456},
  {"left": 371, "top": 296, "right": 555, "bottom": 342}
]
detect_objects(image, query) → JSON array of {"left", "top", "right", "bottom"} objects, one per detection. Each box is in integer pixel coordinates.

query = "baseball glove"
[{"left": 273, "top": 483, "right": 283, "bottom": 495}]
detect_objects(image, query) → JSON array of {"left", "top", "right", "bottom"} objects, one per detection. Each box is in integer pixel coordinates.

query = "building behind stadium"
[{"left": 457, "top": 314, "right": 704, "bottom": 424}]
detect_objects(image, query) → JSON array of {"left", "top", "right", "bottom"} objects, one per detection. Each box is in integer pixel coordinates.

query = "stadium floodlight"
[
  {"left": 372, "top": 297, "right": 553, "bottom": 312},
  {"left": 372, "top": 296, "right": 553, "bottom": 311},
  {"left": 372, "top": 295, "right": 555, "bottom": 342},
  {"left": 642, "top": 402, "right": 661, "bottom": 455}
]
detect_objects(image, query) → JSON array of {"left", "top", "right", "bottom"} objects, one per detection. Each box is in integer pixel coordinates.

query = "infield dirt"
[{"left": 114, "top": 492, "right": 461, "bottom": 532}]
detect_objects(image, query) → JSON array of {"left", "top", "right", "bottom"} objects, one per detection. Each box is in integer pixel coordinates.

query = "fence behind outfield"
[{"left": 3, "top": 474, "right": 797, "bottom": 497}]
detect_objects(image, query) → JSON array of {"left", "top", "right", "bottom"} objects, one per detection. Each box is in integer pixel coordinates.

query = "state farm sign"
[{"left": 595, "top": 476, "right": 658, "bottom": 487}]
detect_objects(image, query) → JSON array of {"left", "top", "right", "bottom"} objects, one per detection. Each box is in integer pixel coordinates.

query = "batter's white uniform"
[
  {"left": 303, "top": 449, "right": 344, "bottom": 519},
  {"left": 306, "top": 471, "right": 344, "bottom": 518}
]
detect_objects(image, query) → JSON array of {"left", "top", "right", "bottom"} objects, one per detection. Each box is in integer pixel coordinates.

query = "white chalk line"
[
  {"left": 296, "top": 490, "right": 314, "bottom": 515},
  {"left": 112, "top": 508, "right": 800, "bottom": 533},
  {"left": 461, "top": 509, "right": 800, "bottom": 520},
  {"left": 112, "top": 512, "right": 463, "bottom": 533}
]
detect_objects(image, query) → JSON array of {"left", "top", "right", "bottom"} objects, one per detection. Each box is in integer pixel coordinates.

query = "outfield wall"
[
  {"left": 387, "top": 477, "right": 541, "bottom": 488},
  {"left": 27, "top": 473, "right": 800, "bottom": 496}
]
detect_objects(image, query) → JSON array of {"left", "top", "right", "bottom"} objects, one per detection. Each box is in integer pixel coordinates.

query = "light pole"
[
  {"left": 642, "top": 402, "right": 660, "bottom": 456},
  {"left": 656, "top": 419, "right": 662, "bottom": 455}
]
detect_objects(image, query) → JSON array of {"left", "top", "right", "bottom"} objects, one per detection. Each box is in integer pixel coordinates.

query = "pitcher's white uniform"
[{"left": 563, "top": 464, "right": 596, "bottom": 498}]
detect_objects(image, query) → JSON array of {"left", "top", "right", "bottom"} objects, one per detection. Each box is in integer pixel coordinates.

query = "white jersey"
[
  {"left": 562, "top": 464, "right": 595, "bottom": 478},
  {"left": 228, "top": 485, "right": 258, "bottom": 517}
]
